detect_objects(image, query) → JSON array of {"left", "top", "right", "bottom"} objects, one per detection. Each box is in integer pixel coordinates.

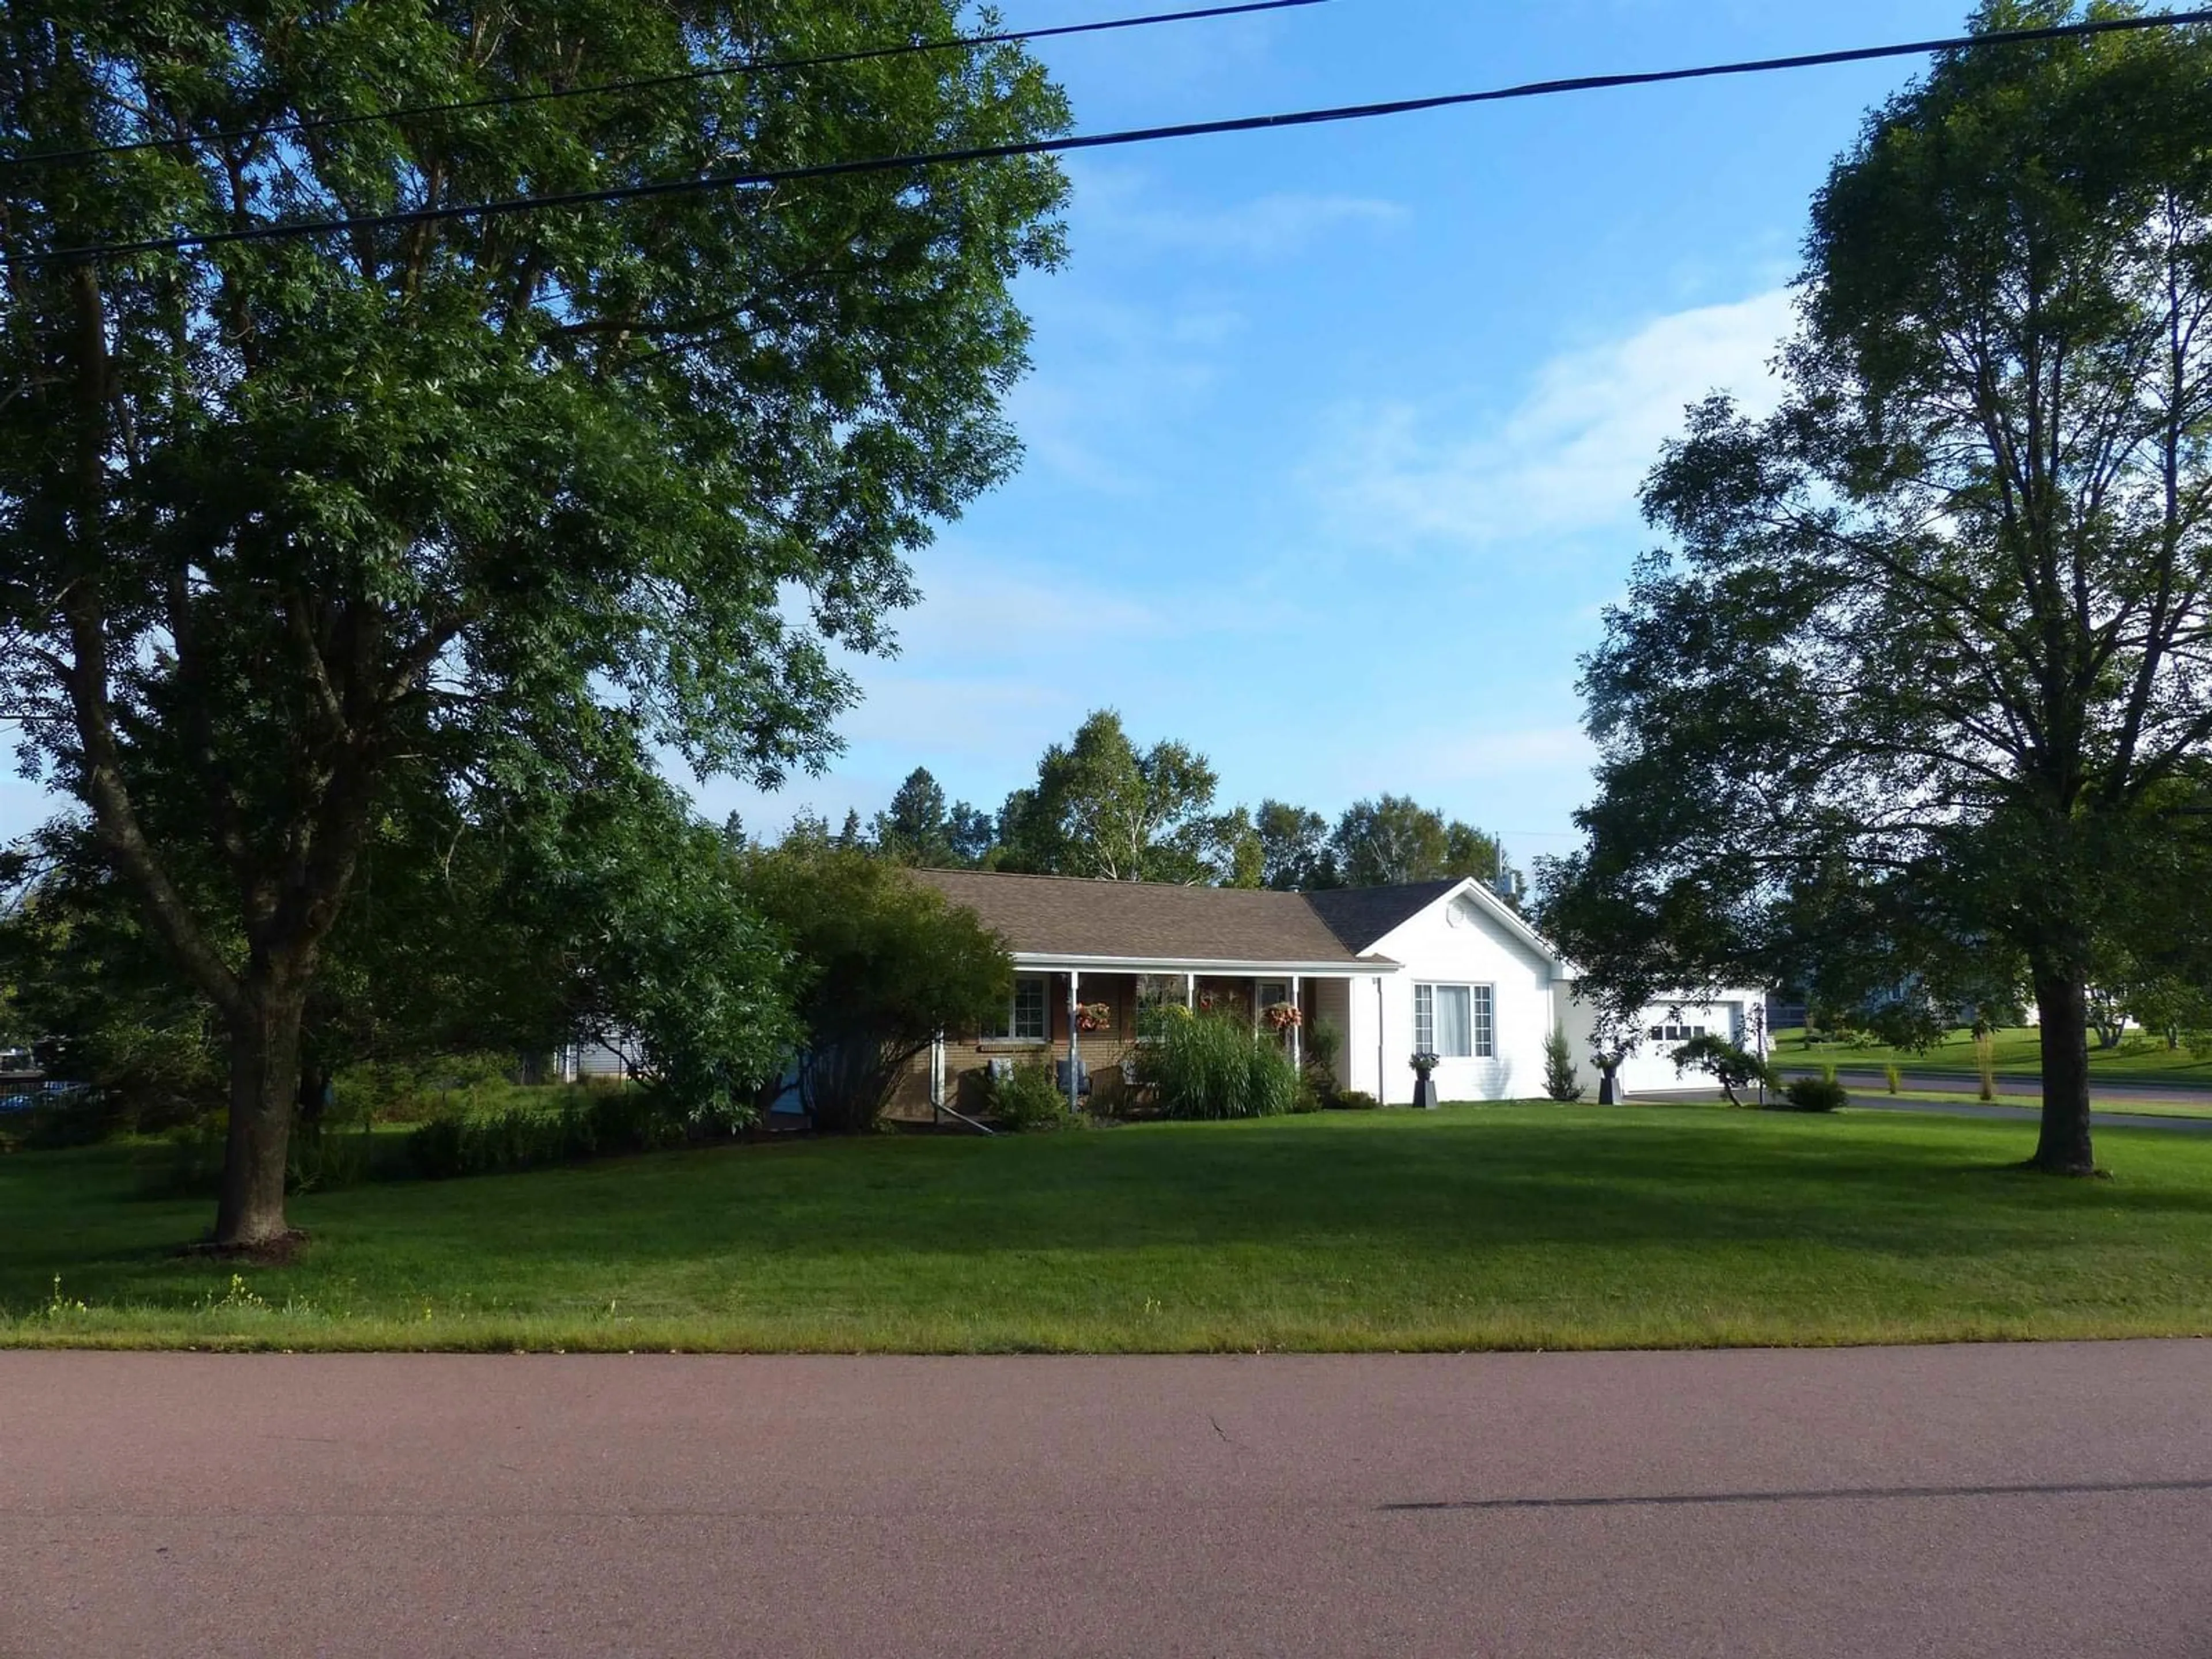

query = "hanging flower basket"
[
  {"left": 1074, "top": 1002, "right": 1112, "bottom": 1033},
  {"left": 1263, "top": 1002, "right": 1304, "bottom": 1031}
]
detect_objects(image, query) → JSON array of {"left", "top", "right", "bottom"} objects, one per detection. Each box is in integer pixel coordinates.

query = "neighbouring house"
[{"left": 895, "top": 869, "right": 1762, "bottom": 1119}]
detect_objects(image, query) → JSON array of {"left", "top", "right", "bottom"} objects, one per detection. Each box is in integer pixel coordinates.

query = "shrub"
[
  {"left": 1304, "top": 1016, "right": 1344, "bottom": 1088},
  {"left": 1142, "top": 1012, "right": 1298, "bottom": 1121},
  {"left": 1884, "top": 1062, "right": 1903, "bottom": 1095},
  {"left": 406, "top": 1084, "right": 694, "bottom": 1179},
  {"left": 1669, "top": 1033, "right": 1774, "bottom": 1108},
  {"left": 1331, "top": 1089, "right": 1379, "bottom": 1111},
  {"left": 1779, "top": 1076, "right": 1849, "bottom": 1113},
  {"left": 989, "top": 1058, "right": 1077, "bottom": 1132},
  {"left": 1541, "top": 1023, "right": 1584, "bottom": 1102},
  {"left": 340, "top": 1054, "right": 524, "bottom": 1124},
  {"left": 7, "top": 1089, "right": 111, "bottom": 1151}
]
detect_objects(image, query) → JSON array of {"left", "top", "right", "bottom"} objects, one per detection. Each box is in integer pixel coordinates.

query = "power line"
[
  {"left": 2, "top": 0, "right": 1330, "bottom": 172},
  {"left": 20, "top": 6, "right": 2212, "bottom": 266}
]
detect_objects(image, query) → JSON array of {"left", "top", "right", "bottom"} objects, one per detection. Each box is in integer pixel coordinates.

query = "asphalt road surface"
[
  {"left": 6, "top": 1345, "right": 2211, "bottom": 1658},
  {"left": 1639, "top": 1081, "right": 2212, "bottom": 1132},
  {"left": 1774, "top": 1066, "right": 2212, "bottom": 1112}
]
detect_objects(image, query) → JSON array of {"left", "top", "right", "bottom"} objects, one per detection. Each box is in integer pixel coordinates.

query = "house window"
[
  {"left": 1414, "top": 984, "right": 1493, "bottom": 1059},
  {"left": 1649, "top": 1021, "right": 1709, "bottom": 1044},
  {"left": 983, "top": 975, "right": 1049, "bottom": 1042},
  {"left": 1137, "top": 974, "right": 1186, "bottom": 1013},
  {"left": 1135, "top": 974, "right": 1187, "bottom": 1039}
]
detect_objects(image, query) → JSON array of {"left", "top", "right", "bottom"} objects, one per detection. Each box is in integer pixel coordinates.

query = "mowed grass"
[
  {"left": 5, "top": 1104, "right": 2212, "bottom": 1353},
  {"left": 1775, "top": 1025, "right": 2212, "bottom": 1090}
]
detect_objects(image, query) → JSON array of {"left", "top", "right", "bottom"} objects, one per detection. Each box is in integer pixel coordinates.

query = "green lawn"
[
  {"left": 1773, "top": 1025, "right": 2212, "bottom": 1090},
  {"left": 6, "top": 1104, "right": 2212, "bottom": 1353}
]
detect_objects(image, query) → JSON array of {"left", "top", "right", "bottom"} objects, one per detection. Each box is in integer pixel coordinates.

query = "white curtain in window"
[{"left": 1434, "top": 985, "right": 1472, "bottom": 1057}]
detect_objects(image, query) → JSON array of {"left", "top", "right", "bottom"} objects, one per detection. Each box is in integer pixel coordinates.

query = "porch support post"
[
  {"left": 930, "top": 1029, "right": 945, "bottom": 1126},
  {"left": 1185, "top": 972, "right": 1195, "bottom": 1010},
  {"left": 1067, "top": 970, "right": 1082, "bottom": 1115},
  {"left": 1376, "top": 975, "right": 1388, "bottom": 1105},
  {"left": 1290, "top": 977, "right": 1302, "bottom": 1070}
]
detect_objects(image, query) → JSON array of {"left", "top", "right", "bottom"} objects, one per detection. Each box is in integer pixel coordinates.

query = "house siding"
[
  {"left": 1361, "top": 895, "right": 1559, "bottom": 1103},
  {"left": 1554, "top": 987, "right": 1768, "bottom": 1098},
  {"left": 1305, "top": 977, "right": 1353, "bottom": 1090}
]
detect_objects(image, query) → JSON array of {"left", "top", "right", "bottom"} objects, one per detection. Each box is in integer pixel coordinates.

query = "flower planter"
[{"left": 1408, "top": 1051, "right": 1440, "bottom": 1111}]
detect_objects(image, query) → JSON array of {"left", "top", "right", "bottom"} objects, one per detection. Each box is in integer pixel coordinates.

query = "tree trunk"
[
  {"left": 2030, "top": 967, "right": 2096, "bottom": 1176},
  {"left": 214, "top": 986, "right": 307, "bottom": 1246}
]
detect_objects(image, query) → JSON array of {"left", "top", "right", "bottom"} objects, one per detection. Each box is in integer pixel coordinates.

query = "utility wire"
[
  {"left": 2, "top": 0, "right": 1330, "bottom": 172},
  {"left": 20, "top": 6, "right": 2212, "bottom": 266}
]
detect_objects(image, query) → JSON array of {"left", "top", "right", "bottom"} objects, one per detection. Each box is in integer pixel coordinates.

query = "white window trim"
[
  {"left": 981, "top": 973, "right": 1051, "bottom": 1046},
  {"left": 1414, "top": 982, "right": 1495, "bottom": 1060}
]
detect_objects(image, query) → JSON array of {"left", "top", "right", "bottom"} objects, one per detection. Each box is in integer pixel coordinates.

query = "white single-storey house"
[{"left": 897, "top": 869, "right": 1762, "bottom": 1114}]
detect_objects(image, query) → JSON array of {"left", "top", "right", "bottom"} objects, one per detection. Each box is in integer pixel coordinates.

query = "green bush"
[
  {"left": 406, "top": 1084, "right": 695, "bottom": 1179},
  {"left": 340, "top": 1052, "right": 525, "bottom": 1124},
  {"left": 1668, "top": 1033, "right": 1774, "bottom": 1107},
  {"left": 1331, "top": 1090, "right": 1380, "bottom": 1111},
  {"left": 1142, "top": 1013, "right": 1299, "bottom": 1121},
  {"left": 1884, "top": 1062, "right": 1903, "bottom": 1095},
  {"left": 1541, "top": 1022, "right": 1585, "bottom": 1103},
  {"left": 1304, "top": 1016, "right": 1344, "bottom": 1088},
  {"left": 1779, "top": 1077, "right": 1849, "bottom": 1113},
  {"left": 988, "top": 1058, "right": 1077, "bottom": 1132}
]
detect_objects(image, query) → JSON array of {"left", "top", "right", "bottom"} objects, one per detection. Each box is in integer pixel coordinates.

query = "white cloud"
[{"left": 1317, "top": 287, "right": 1796, "bottom": 548}]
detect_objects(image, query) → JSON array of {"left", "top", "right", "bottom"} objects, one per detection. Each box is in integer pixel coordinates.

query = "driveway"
[{"left": 6, "top": 1344, "right": 2210, "bottom": 1657}]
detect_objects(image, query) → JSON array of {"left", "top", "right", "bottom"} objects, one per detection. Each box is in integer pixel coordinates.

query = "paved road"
[
  {"left": 1639, "top": 1082, "right": 2212, "bottom": 1133},
  {"left": 1773, "top": 1066, "right": 2212, "bottom": 1112},
  {"left": 6, "top": 1346, "right": 2211, "bottom": 1658}
]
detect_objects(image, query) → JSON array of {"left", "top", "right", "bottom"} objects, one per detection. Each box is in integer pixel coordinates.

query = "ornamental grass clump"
[{"left": 1144, "top": 1012, "right": 1298, "bottom": 1121}]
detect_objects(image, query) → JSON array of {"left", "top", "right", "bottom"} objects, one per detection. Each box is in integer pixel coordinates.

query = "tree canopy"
[
  {"left": 739, "top": 836, "right": 1010, "bottom": 1134},
  {"left": 0, "top": 0, "right": 1071, "bottom": 1243},
  {"left": 1331, "top": 796, "right": 1506, "bottom": 891},
  {"left": 1539, "top": 3, "right": 2212, "bottom": 1175},
  {"left": 994, "top": 710, "right": 1242, "bottom": 883}
]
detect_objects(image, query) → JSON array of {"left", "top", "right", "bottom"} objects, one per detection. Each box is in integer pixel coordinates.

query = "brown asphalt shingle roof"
[{"left": 911, "top": 869, "right": 1389, "bottom": 967}]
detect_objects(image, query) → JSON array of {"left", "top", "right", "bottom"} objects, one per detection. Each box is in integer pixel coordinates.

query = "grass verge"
[
  {"left": 1772, "top": 1026, "right": 2212, "bottom": 1090},
  {"left": 6, "top": 1104, "right": 2211, "bottom": 1354}
]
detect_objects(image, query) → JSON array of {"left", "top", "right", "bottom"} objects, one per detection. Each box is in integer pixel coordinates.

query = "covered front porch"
[{"left": 906, "top": 960, "right": 1382, "bottom": 1123}]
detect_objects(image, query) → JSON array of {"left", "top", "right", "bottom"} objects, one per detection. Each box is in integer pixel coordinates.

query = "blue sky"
[{"left": 0, "top": 1, "right": 1972, "bottom": 863}]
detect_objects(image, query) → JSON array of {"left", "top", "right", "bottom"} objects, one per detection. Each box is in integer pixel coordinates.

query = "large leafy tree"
[
  {"left": 1331, "top": 795, "right": 1505, "bottom": 890},
  {"left": 740, "top": 836, "right": 1009, "bottom": 1133},
  {"left": 0, "top": 749, "right": 793, "bottom": 1132},
  {"left": 1253, "top": 798, "right": 1338, "bottom": 891},
  {"left": 869, "top": 764, "right": 995, "bottom": 867},
  {"left": 1541, "top": 3, "right": 2212, "bottom": 1175},
  {"left": 995, "top": 710, "right": 1237, "bottom": 882},
  {"left": 0, "top": 1, "right": 1069, "bottom": 1243}
]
